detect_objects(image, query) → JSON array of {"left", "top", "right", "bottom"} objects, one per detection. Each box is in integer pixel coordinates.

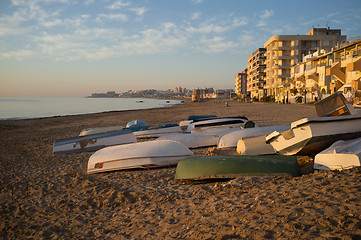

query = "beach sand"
[{"left": 1, "top": 100, "right": 361, "bottom": 239}]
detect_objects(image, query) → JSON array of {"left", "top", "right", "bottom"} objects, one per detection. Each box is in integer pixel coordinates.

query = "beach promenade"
[{"left": 1, "top": 100, "right": 361, "bottom": 239}]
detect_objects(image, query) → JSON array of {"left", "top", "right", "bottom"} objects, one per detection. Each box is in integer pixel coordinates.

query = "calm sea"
[{"left": 0, "top": 97, "right": 182, "bottom": 120}]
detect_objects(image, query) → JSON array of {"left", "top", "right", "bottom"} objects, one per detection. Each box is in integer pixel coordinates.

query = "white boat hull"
[
  {"left": 158, "top": 132, "right": 220, "bottom": 148},
  {"left": 186, "top": 117, "right": 248, "bottom": 133},
  {"left": 87, "top": 140, "right": 194, "bottom": 174},
  {"left": 314, "top": 137, "right": 361, "bottom": 170},
  {"left": 133, "top": 125, "right": 182, "bottom": 138},
  {"left": 237, "top": 134, "right": 276, "bottom": 155},
  {"left": 79, "top": 126, "right": 124, "bottom": 136},
  {"left": 217, "top": 124, "right": 290, "bottom": 149},
  {"left": 266, "top": 115, "right": 361, "bottom": 156},
  {"left": 54, "top": 129, "right": 136, "bottom": 155}
]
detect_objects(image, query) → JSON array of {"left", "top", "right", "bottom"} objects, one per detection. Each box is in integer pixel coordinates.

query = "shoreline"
[
  {"left": 0, "top": 97, "right": 184, "bottom": 121},
  {"left": 2, "top": 101, "right": 361, "bottom": 239}
]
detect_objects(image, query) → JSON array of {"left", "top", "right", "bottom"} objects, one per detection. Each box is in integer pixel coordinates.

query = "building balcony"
[
  {"left": 305, "top": 67, "right": 317, "bottom": 75},
  {"left": 276, "top": 74, "right": 290, "bottom": 79},
  {"left": 295, "top": 71, "right": 305, "bottom": 78},
  {"left": 277, "top": 46, "right": 295, "bottom": 50},
  {"left": 275, "top": 55, "right": 295, "bottom": 60},
  {"left": 305, "top": 72, "right": 319, "bottom": 82},
  {"left": 273, "top": 64, "right": 291, "bottom": 69},
  {"left": 326, "top": 62, "right": 346, "bottom": 85}
]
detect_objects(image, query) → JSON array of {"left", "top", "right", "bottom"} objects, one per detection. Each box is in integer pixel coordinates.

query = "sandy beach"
[{"left": 1, "top": 100, "right": 361, "bottom": 239}]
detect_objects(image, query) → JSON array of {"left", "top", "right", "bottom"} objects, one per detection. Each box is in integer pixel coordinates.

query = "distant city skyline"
[{"left": 1, "top": 0, "right": 361, "bottom": 97}]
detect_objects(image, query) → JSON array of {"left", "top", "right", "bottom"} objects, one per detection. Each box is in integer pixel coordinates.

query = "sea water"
[{"left": 0, "top": 97, "right": 182, "bottom": 120}]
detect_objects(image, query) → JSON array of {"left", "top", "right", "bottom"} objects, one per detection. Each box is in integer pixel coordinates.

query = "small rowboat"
[
  {"left": 217, "top": 124, "right": 290, "bottom": 149},
  {"left": 237, "top": 134, "right": 277, "bottom": 155},
  {"left": 174, "top": 155, "right": 300, "bottom": 181},
  {"left": 314, "top": 137, "right": 361, "bottom": 170},
  {"left": 186, "top": 116, "right": 249, "bottom": 133},
  {"left": 54, "top": 129, "right": 136, "bottom": 155},
  {"left": 79, "top": 125, "right": 124, "bottom": 136},
  {"left": 88, "top": 140, "right": 194, "bottom": 174},
  {"left": 133, "top": 124, "right": 182, "bottom": 138},
  {"left": 158, "top": 132, "right": 220, "bottom": 148}
]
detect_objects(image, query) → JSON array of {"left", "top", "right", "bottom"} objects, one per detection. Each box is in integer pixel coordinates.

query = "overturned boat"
[
  {"left": 217, "top": 124, "right": 290, "bottom": 149},
  {"left": 87, "top": 140, "right": 194, "bottom": 174},
  {"left": 237, "top": 135, "right": 277, "bottom": 155},
  {"left": 186, "top": 116, "right": 250, "bottom": 133},
  {"left": 179, "top": 115, "right": 217, "bottom": 131},
  {"left": 314, "top": 137, "right": 361, "bottom": 171},
  {"left": 266, "top": 115, "right": 361, "bottom": 156},
  {"left": 174, "top": 155, "right": 300, "bottom": 181},
  {"left": 54, "top": 129, "right": 136, "bottom": 155},
  {"left": 158, "top": 132, "right": 220, "bottom": 148},
  {"left": 133, "top": 124, "right": 182, "bottom": 138},
  {"left": 126, "top": 120, "right": 147, "bottom": 128},
  {"left": 79, "top": 125, "right": 124, "bottom": 136}
]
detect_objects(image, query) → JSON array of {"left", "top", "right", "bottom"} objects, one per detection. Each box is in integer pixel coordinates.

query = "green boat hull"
[{"left": 174, "top": 155, "right": 300, "bottom": 181}]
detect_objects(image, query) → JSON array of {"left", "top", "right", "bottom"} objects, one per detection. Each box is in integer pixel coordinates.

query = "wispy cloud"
[
  {"left": 187, "top": 23, "right": 230, "bottom": 34},
  {"left": 98, "top": 13, "right": 128, "bottom": 21},
  {"left": 191, "top": 12, "right": 202, "bottom": 20},
  {"left": 232, "top": 17, "right": 248, "bottom": 27},
  {"left": 107, "top": 0, "right": 130, "bottom": 10},
  {"left": 192, "top": 0, "right": 204, "bottom": 4},
  {"left": 198, "top": 36, "right": 238, "bottom": 53},
  {"left": 130, "top": 7, "right": 147, "bottom": 16},
  {"left": 0, "top": 49, "right": 33, "bottom": 59},
  {"left": 260, "top": 9, "right": 274, "bottom": 20},
  {"left": 257, "top": 9, "right": 274, "bottom": 27},
  {"left": 327, "top": 11, "right": 339, "bottom": 18}
]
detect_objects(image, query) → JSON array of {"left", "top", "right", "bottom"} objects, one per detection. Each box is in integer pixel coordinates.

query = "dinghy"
[
  {"left": 54, "top": 129, "right": 136, "bottom": 155},
  {"left": 174, "top": 155, "right": 300, "bottom": 181},
  {"left": 237, "top": 134, "right": 277, "bottom": 155},
  {"left": 79, "top": 125, "right": 124, "bottom": 136},
  {"left": 315, "top": 92, "right": 361, "bottom": 117},
  {"left": 133, "top": 124, "right": 182, "bottom": 138},
  {"left": 87, "top": 140, "right": 194, "bottom": 174},
  {"left": 179, "top": 115, "right": 217, "bottom": 131},
  {"left": 266, "top": 115, "right": 361, "bottom": 156},
  {"left": 186, "top": 116, "right": 249, "bottom": 133},
  {"left": 126, "top": 120, "right": 147, "bottom": 128},
  {"left": 217, "top": 124, "right": 290, "bottom": 149},
  {"left": 158, "top": 132, "right": 220, "bottom": 148},
  {"left": 314, "top": 137, "right": 361, "bottom": 170}
]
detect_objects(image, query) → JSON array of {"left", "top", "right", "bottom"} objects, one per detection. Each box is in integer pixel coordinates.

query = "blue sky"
[{"left": 1, "top": 0, "right": 361, "bottom": 97}]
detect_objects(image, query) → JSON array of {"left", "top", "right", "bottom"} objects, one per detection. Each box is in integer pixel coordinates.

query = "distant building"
[
  {"left": 214, "top": 89, "right": 234, "bottom": 99},
  {"left": 247, "top": 48, "right": 266, "bottom": 100},
  {"left": 91, "top": 91, "right": 119, "bottom": 98},
  {"left": 235, "top": 69, "right": 248, "bottom": 100},
  {"left": 192, "top": 88, "right": 201, "bottom": 102}
]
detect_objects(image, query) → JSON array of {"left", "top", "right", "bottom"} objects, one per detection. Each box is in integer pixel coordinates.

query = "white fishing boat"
[
  {"left": 54, "top": 129, "right": 136, "bottom": 155},
  {"left": 265, "top": 115, "right": 361, "bottom": 156},
  {"left": 217, "top": 124, "right": 290, "bottom": 149},
  {"left": 237, "top": 134, "right": 276, "bottom": 155},
  {"left": 179, "top": 115, "right": 217, "bottom": 130},
  {"left": 87, "top": 140, "right": 194, "bottom": 174},
  {"left": 158, "top": 132, "right": 220, "bottom": 148},
  {"left": 186, "top": 117, "right": 249, "bottom": 133},
  {"left": 314, "top": 137, "right": 361, "bottom": 170},
  {"left": 79, "top": 125, "right": 124, "bottom": 136},
  {"left": 133, "top": 124, "right": 182, "bottom": 138}
]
